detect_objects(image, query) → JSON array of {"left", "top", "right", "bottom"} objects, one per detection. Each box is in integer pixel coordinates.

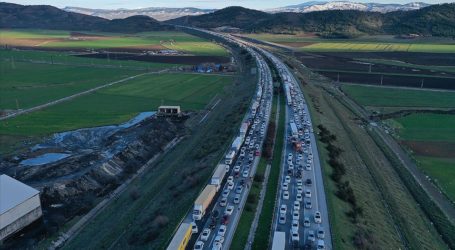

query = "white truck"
[
  {"left": 225, "top": 150, "right": 236, "bottom": 165},
  {"left": 211, "top": 164, "right": 227, "bottom": 191},
  {"left": 290, "top": 122, "right": 298, "bottom": 139},
  {"left": 231, "top": 136, "right": 243, "bottom": 152},
  {"left": 271, "top": 231, "right": 286, "bottom": 250},
  {"left": 193, "top": 184, "right": 217, "bottom": 220}
]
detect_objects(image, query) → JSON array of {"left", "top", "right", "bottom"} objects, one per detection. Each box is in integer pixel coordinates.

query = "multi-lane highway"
[
  {"left": 167, "top": 29, "right": 332, "bottom": 250},
  {"left": 264, "top": 51, "right": 332, "bottom": 250}
]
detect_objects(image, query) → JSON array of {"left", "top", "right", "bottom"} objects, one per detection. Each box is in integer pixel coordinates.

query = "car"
[
  {"left": 227, "top": 176, "right": 234, "bottom": 183},
  {"left": 305, "top": 189, "right": 311, "bottom": 198},
  {"left": 234, "top": 165, "right": 241, "bottom": 173},
  {"left": 288, "top": 153, "right": 293, "bottom": 159},
  {"left": 234, "top": 194, "right": 241, "bottom": 204},
  {"left": 214, "top": 235, "right": 224, "bottom": 244},
  {"left": 236, "top": 185, "right": 244, "bottom": 194},
  {"left": 296, "top": 179, "right": 303, "bottom": 186},
  {"left": 293, "top": 201, "right": 300, "bottom": 211},
  {"left": 305, "top": 178, "right": 312, "bottom": 186},
  {"left": 249, "top": 155, "right": 254, "bottom": 161},
  {"left": 222, "top": 189, "right": 230, "bottom": 198},
  {"left": 287, "top": 159, "right": 293, "bottom": 165},
  {"left": 227, "top": 182, "right": 234, "bottom": 190},
  {"left": 242, "top": 170, "right": 249, "bottom": 178},
  {"left": 212, "top": 242, "right": 222, "bottom": 250},
  {"left": 317, "top": 240, "right": 325, "bottom": 250},
  {"left": 279, "top": 214, "right": 286, "bottom": 224},
  {"left": 255, "top": 150, "right": 260, "bottom": 156},
  {"left": 255, "top": 144, "right": 259, "bottom": 149},
  {"left": 220, "top": 197, "right": 227, "bottom": 207},
  {"left": 280, "top": 204, "right": 287, "bottom": 214},
  {"left": 296, "top": 159, "right": 300, "bottom": 166},
  {"left": 305, "top": 200, "right": 312, "bottom": 209},
  {"left": 298, "top": 154, "right": 303, "bottom": 160},
  {"left": 225, "top": 205, "right": 234, "bottom": 216},
  {"left": 282, "top": 182, "right": 289, "bottom": 191},
  {"left": 221, "top": 214, "right": 229, "bottom": 225},
  {"left": 292, "top": 210, "right": 300, "bottom": 221},
  {"left": 292, "top": 219, "right": 299, "bottom": 231},
  {"left": 305, "top": 164, "right": 312, "bottom": 171},
  {"left": 218, "top": 225, "right": 227, "bottom": 236},
  {"left": 297, "top": 186, "right": 304, "bottom": 194},
  {"left": 191, "top": 222, "right": 198, "bottom": 234},
  {"left": 291, "top": 229, "right": 299, "bottom": 242},
  {"left": 201, "top": 228, "right": 211, "bottom": 241},
  {"left": 240, "top": 151, "right": 245, "bottom": 157},
  {"left": 304, "top": 217, "right": 311, "bottom": 227},
  {"left": 317, "top": 229, "right": 325, "bottom": 239},
  {"left": 314, "top": 211, "right": 322, "bottom": 223},
  {"left": 283, "top": 191, "right": 290, "bottom": 200},
  {"left": 308, "top": 230, "right": 316, "bottom": 242},
  {"left": 285, "top": 175, "right": 291, "bottom": 183},
  {"left": 296, "top": 193, "right": 303, "bottom": 202},
  {"left": 194, "top": 241, "right": 204, "bottom": 250}
]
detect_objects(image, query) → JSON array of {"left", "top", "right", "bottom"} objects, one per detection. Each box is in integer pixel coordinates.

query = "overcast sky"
[{"left": 6, "top": 0, "right": 452, "bottom": 9}]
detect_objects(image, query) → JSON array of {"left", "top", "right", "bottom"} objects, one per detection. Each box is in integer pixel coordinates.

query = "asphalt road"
[{"left": 264, "top": 51, "right": 333, "bottom": 250}]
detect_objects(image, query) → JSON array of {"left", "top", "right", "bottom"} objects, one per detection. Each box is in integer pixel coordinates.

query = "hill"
[
  {"left": 267, "top": 2, "right": 430, "bottom": 13},
  {"left": 167, "top": 4, "right": 455, "bottom": 37},
  {"left": 0, "top": 2, "right": 174, "bottom": 32}
]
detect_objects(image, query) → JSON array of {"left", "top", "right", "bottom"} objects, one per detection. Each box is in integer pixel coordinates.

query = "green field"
[
  {"left": 357, "top": 58, "right": 455, "bottom": 74},
  {"left": 342, "top": 84, "right": 455, "bottom": 108},
  {"left": 0, "top": 29, "right": 228, "bottom": 56},
  {"left": 417, "top": 156, "right": 455, "bottom": 202},
  {"left": 0, "top": 60, "right": 146, "bottom": 110},
  {"left": 244, "top": 33, "right": 455, "bottom": 53},
  {"left": 0, "top": 73, "right": 232, "bottom": 136},
  {"left": 392, "top": 114, "right": 455, "bottom": 143}
]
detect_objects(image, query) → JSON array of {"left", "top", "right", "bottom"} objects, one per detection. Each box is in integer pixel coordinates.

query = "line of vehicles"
[
  {"left": 167, "top": 31, "right": 274, "bottom": 250},
  {"left": 263, "top": 51, "right": 332, "bottom": 250}
]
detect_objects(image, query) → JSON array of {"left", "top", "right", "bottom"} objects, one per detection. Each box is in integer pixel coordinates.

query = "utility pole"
[
  {"left": 380, "top": 75, "right": 383, "bottom": 85},
  {"left": 337, "top": 73, "right": 340, "bottom": 83},
  {"left": 369, "top": 64, "right": 372, "bottom": 73},
  {"left": 420, "top": 79, "right": 424, "bottom": 88}
]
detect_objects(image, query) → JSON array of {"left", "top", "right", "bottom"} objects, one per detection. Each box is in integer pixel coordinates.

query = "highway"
[{"left": 263, "top": 51, "right": 332, "bottom": 250}]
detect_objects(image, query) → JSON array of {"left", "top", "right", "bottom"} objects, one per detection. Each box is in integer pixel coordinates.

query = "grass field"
[
  {"left": 0, "top": 73, "right": 232, "bottom": 136},
  {"left": 342, "top": 84, "right": 455, "bottom": 108},
  {"left": 417, "top": 156, "right": 455, "bottom": 202},
  {"left": 244, "top": 33, "right": 455, "bottom": 53},
  {"left": 0, "top": 29, "right": 228, "bottom": 56},
  {"left": 358, "top": 58, "right": 455, "bottom": 74},
  {"left": 0, "top": 60, "right": 147, "bottom": 110},
  {"left": 392, "top": 114, "right": 455, "bottom": 143}
]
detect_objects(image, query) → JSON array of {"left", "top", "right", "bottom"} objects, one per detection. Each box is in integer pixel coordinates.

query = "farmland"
[
  {"left": 0, "top": 29, "right": 229, "bottom": 56},
  {"left": 244, "top": 33, "right": 455, "bottom": 53},
  {"left": 0, "top": 73, "right": 232, "bottom": 136},
  {"left": 342, "top": 84, "right": 455, "bottom": 204}
]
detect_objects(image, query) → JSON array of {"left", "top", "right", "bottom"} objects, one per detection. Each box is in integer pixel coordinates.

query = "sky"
[{"left": 5, "top": 0, "right": 451, "bottom": 10}]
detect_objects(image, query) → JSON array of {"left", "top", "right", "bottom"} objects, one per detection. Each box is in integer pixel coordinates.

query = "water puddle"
[{"left": 20, "top": 153, "right": 71, "bottom": 166}]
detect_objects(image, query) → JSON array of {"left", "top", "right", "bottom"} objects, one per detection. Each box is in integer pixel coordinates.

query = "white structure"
[
  {"left": 0, "top": 174, "right": 42, "bottom": 241},
  {"left": 158, "top": 105, "right": 181, "bottom": 116},
  {"left": 271, "top": 231, "right": 286, "bottom": 250}
]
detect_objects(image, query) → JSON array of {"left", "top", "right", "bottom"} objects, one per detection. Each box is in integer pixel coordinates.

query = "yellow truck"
[{"left": 167, "top": 222, "right": 192, "bottom": 250}]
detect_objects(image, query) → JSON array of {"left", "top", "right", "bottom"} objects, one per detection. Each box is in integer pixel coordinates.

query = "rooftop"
[{"left": 0, "top": 174, "right": 39, "bottom": 214}]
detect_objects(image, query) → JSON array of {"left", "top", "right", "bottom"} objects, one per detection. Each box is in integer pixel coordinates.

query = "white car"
[
  {"left": 242, "top": 170, "right": 249, "bottom": 178},
  {"left": 225, "top": 205, "right": 234, "bottom": 216},
  {"left": 291, "top": 219, "right": 299, "bottom": 232},
  {"left": 194, "top": 241, "right": 204, "bottom": 250},
  {"left": 227, "top": 176, "right": 234, "bottom": 183},
  {"left": 308, "top": 230, "right": 316, "bottom": 242},
  {"left": 191, "top": 222, "right": 198, "bottom": 234},
  {"left": 234, "top": 165, "right": 241, "bottom": 172},
  {"left": 214, "top": 235, "right": 224, "bottom": 244},
  {"left": 285, "top": 175, "right": 291, "bottom": 183},
  {"left": 297, "top": 186, "right": 303, "bottom": 194},
  {"left": 314, "top": 211, "right": 322, "bottom": 223},
  {"left": 305, "top": 189, "right": 311, "bottom": 198},
  {"left": 296, "top": 179, "right": 303, "bottom": 186},
  {"left": 292, "top": 210, "right": 299, "bottom": 221},
  {"left": 201, "top": 228, "right": 211, "bottom": 241},
  {"left": 212, "top": 242, "right": 222, "bottom": 250},
  {"left": 227, "top": 182, "right": 234, "bottom": 190},
  {"left": 296, "top": 193, "right": 303, "bottom": 202},
  {"left": 305, "top": 200, "right": 312, "bottom": 209},
  {"left": 283, "top": 191, "right": 290, "bottom": 200},
  {"left": 291, "top": 229, "right": 299, "bottom": 242},
  {"left": 282, "top": 182, "right": 289, "bottom": 191},
  {"left": 317, "top": 240, "right": 325, "bottom": 250},
  {"left": 304, "top": 217, "right": 311, "bottom": 227},
  {"left": 279, "top": 214, "right": 286, "bottom": 224},
  {"left": 293, "top": 201, "right": 300, "bottom": 211},
  {"left": 317, "top": 229, "right": 325, "bottom": 239},
  {"left": 218, "top": 225, "right": 227, "bottom": 237},
  {"left": 220, "top": 197, "right": 227, "bottom": 207},
  {"left": 222, "top": 189, "right": 230, "bottom": 198},
  {"left": 280, "top": 204, "right": 287, "bottom": 215}
]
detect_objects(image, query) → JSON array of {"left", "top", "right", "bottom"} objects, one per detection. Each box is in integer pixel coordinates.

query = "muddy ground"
[
  {"left": 77, "top": 52, "right": 231, "bottom": 65},
  {"left": 0, "top": 115, "right": 187, "bottom": 248},
  {"left": 297, "top": 52, "right": 455, "bottom": 89}
]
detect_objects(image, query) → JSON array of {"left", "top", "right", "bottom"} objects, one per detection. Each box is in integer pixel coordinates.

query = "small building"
[
  {"left": 0, "top": 174, "right": 42, "bottom": 241},
  {"left": 158, "top": 106, "right": 181, "bottom": 116}
]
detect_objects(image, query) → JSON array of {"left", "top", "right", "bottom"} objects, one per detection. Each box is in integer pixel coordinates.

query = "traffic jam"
[
  {"left": 267, "top": 52, "right": 331, "bottom": 250},
  {"left": 167, "top": 42, "right": 274, "bottom": 250}
]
